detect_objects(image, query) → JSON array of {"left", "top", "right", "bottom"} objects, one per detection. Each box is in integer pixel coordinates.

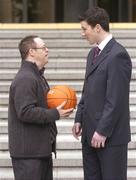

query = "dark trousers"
[
  {"left": 12, "top": 156, "right": 53, "bottom": 180},
  {"left": 82, "top": 141, "right": 128, "bottom": 180}
]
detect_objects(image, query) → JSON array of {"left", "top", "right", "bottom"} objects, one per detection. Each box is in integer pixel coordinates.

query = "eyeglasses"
[{"left": 33, "top": 46, "right": 47, "bottom": 51}]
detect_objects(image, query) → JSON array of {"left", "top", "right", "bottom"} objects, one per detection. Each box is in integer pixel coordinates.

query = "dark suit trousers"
[
  {"left": 12, "top": 156, "right": 53, "bottom": 180},
  {"left": 82, "top": 141, "right": 127, "bottom": 180}
]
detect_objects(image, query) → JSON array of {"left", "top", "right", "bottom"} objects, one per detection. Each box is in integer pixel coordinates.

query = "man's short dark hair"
[
  {"left": 79, "top": 7, "right": 110, "bottom": 32},
  {"left": 18, "top": 35, "right": 38, "bottom": 60}
]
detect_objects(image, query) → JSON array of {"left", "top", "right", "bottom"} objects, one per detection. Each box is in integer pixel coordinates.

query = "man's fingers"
[
  {"left": 61, "top": 108, "right": 74, "bottom": 116},
  {"left": 101, "top": 141, "right": 105, "bottom": 148},
  {"left": 65, "top": 108, "right": 74, "bottom": 113},
  {"left": 57, "top": 101, "right": 67, "bottom": 109},
  {"left": 72, "top": 124, "right": 81, "bottom": 140},
  {"left": 57, "top": 101, "right": 73, "bottom": 113},
  {"left": 91, "top": 139, "right": 105, "bottom": 148},
  {"left": 75, "top": 124, "right": 79, "bottom": 133},
  {"left": 97, "top": 142, "right": 101, "bottom": 148},
  {"left": 91, "top": 131, "right": 106, "bottom": 148},
  {"left": 72, "top": 126, "right": 78, "bottom": 140}
]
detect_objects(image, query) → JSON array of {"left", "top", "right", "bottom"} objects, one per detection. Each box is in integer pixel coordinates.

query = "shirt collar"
[{"left": 98, "top": 34, "right": 112, "bottom": 51}]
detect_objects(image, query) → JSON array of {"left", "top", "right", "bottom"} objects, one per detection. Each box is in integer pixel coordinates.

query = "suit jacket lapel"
[
  {"left": 85, "top": 49, "right": 94, "bottom": 76},
  {"left": 85, "top": 38, "right": 116, "bottom": 80}
]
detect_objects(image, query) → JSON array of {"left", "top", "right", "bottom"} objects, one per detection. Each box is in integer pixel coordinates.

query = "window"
[{"left": 0, "top": 0, "right": 135, "bottom": 23}]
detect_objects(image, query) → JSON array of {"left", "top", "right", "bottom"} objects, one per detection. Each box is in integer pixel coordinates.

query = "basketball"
[{"left": 46, "top": 85, "right": 77, "bottom": 109}]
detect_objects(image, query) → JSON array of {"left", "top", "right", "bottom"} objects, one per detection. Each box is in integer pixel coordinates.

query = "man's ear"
[
  {"left": 95, "top": 24, "right": 101, "bottom": 33},
  {"left": 29, "top": 48, "right": 35, "bottom": 57}
]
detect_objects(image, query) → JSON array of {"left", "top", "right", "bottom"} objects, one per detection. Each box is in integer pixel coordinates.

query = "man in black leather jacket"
[{"left": 8, "top": 35, "right": 73, "bottom": 180}]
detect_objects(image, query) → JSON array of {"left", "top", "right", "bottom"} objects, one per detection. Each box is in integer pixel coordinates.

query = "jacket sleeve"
[
  {"left": 75, "top": 50, "right": 92, "bottom": 124},
  {"left": 96, "top": 52, "right": 132, "bottom": 137},
  {"left": 75, "top": 84, "right": 85, "bottom": 124},
  {"left": 12, "top": 76, "right": 60, "bottom": 124}
]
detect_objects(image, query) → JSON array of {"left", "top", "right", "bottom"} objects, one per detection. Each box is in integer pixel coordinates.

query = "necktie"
[{"left": 93, "top": 47, "right": 100, "bottom": 63}]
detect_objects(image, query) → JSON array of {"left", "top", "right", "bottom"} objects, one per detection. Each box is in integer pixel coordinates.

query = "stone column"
[
  {"left": 64, "top": 0, "right": 88, "bottom": 22},
  {"left": 37, "top": 0, "right": 55, "bottom": 22},
  {"left": 0, "top": 0, "right": 12, "bottom": 22},
  {"left": 118, "top": 0, "right": 128, "bottom": 22}
]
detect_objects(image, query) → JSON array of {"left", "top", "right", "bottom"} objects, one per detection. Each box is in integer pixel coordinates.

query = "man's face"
[
  {"left": 80, "top": 21, "right": 98, "bottom": 45},
  {"left": 33, "top": 37, "right": 49, "bottom": 68}
]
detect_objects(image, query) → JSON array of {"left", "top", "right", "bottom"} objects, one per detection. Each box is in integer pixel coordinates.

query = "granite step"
[
  {"left": 0, "top": 134, "right": 136, "bottom": 151},
  {"left": 0, "top": 29, "right": 136, "bottom": 39},
  {"left": 0, "top": 120, "right": 74, "bottom": 135},
  {"left": 0, "top": 120, "right": 136, "bottom": 135},
  {"left": 0, "top": 59, "right": 86, "bottom": 69},
  {"left": 1, "top": 106, "right": 136, "bottom": 119},
  {"left": 0, "top": 149, "right": 136, "bottom": 167},
  {"left": 1, "top": 38, "right": 136, "bottom": 48},
  {"left": 1, "top": 80, "right": 136, "bottom": 93},
  {"left": 0, "top": 80, "right": 135, "bottom": 92},
  {"left": 0, "top": 48, "right": 89, "bottom": 58},
  {"left": 1, "top": 69, "right": 136, "bottom": 80},
  {"left": 0, "top": 48, "right": 136, "bottom": 58},
  {"left": 0, "top": 69, "right": 86, "bottom": 80},
  {"left": 0, "top": 58, "right": 136, "bottom": 69},
  {"left": 0, "top": 167, "right": 84, "bottom": 180},
  {"left": 1, "top": 92, "right": 136, "bottom": 105},
  {"left": 0, "top": 164, "right": 136, "bottom": 180}
]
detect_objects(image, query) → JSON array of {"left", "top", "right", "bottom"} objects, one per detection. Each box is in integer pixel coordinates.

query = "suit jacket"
[
  {"left": 75, "top": 38, "right": 132, "bottom": 147},
  {"left": 8, "top": 60, "right": 59, "bottom": 158}
]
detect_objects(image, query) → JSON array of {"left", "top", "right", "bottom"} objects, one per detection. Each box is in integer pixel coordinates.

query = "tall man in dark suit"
[
  {"left": 8, "top": 35, "right": 73, "bottom": 180},
  {"left": 72, "top": 7, "right": 132, "bottom": 180}
]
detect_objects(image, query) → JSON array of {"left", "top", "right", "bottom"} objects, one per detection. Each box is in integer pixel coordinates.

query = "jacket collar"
[
  {"left": 39, "top": 67, "right": 45, "bottom": 76},
  {"left": 21, "top": 60, "right": 45, "bottom": 76}
]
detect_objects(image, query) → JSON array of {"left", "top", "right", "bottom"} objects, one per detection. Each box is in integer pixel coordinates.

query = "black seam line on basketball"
[
  {"left": 48, "top": 98, "right": 75, "bottom": 100},
  {"left": 68, "top": 86, "right": 76, "bottom": 107},
  {"left": 49, "top": 87, "right": 76, "bottom": 107},
  {"left": 50, "top": 87, "right": 70, "bottom": 107},
  {"left": 67, "top": 86, "right": 73, "bottom": 108},
  {"left": 52, "top": 87, "right": 69, "bottom": 100}
]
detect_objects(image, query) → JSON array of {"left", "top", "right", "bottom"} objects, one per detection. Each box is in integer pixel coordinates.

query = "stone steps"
[
  {"left": 0, "top": 134, "right": 136, "bottom": 151},
  {"left": 0, "top": 29, "right": 136, "bottom": 39},
  {"left": 0, "top": 48, "right": 136, "bottom": 58},
  {"left": 1, "top": 106, "right": 136, "bottom": 119},
  {"left": 0, "top": 59, "right": 86, "bottom": 69},
  {"left": 0, "top": 69, "right": 86, "bottom": 80},
  {"left": 0, "top": 167, "right": 83, "bottom": 180},
  {"left": 1, "top": 80, "right": 136, "bottom": 93},
  {"left": 0, "top": 58, "right": 136, "bottom": 69},
  {"left": 1, "top": 92, "right": 136, "bottom": 105},
  {"left": 0, "top": 149, "right": 136, "bottom": 167},
  {"left": 0, "top": 27, "right": 136, "bottom": 180},
  {"left": 0, "top": 81, "right": 84, "bottom": 93},
  {"left": 1, "top": 167, "right": 136, "bottom": 180},
  {"left": 1, "top": 69, "right": 136, "bottom": 80},
  {"left": 0, "top": 120, "right": 74, "bottom": 134},
  {"left": 1, "top": 38, "right": 136, "bottom": 48},
  {"left": 0, "top": 119, "right": 136, "bottom": 135}
]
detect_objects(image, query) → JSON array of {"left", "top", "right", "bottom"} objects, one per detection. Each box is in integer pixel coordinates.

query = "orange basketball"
[{"left": 47, "top": 85, "right": 77, "bottom": 109}]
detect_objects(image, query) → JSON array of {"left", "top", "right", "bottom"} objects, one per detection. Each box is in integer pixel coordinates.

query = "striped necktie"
[{"left": 93, "top": 47, "right": 100, "bottom": 63}]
